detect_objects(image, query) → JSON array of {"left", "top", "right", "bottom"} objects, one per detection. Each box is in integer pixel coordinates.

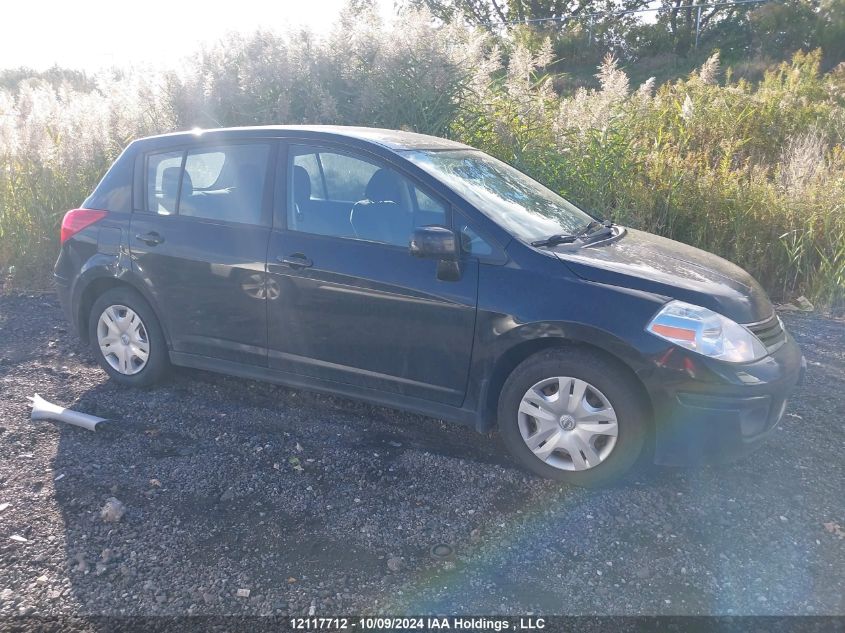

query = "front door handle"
[
  {"left": 135, "top": 231, "right": 164, "bottom": 246},
  {"left": 277, "top": 253, "right": 313, "bottom": 269}
]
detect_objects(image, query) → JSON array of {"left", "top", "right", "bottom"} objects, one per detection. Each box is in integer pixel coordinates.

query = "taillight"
[{"left": 60, "top": 209, "right": 108, "bottom": 244}]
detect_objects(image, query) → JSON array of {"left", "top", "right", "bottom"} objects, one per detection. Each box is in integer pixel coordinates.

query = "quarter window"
[
  {"left": 288, "top": 145, "right": 447, "bottom": 247},
  {"left": 458, "top": 222, "right": 494, "bottom": 256}
]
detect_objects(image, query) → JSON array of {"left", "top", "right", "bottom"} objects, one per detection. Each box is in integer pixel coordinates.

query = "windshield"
[{"left": 404, "top": 149, "right": 594, "bottom": 242}]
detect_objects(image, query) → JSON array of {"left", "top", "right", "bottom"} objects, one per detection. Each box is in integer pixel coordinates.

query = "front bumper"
[{"left": 642, "top": 330, "right": 805, "bottom": 466}]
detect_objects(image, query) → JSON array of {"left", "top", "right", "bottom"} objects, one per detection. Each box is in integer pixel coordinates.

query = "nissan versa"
[{"left": 54, "top": 126, "right": 805, "bottom": 484}]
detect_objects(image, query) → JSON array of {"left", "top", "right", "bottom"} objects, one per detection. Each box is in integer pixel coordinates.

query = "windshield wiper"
[
  {"left": 578, "top": 218, "right": 613, "bottom": 238},
  {"left": 530, "top": 233, "right": 579, "bottom": 247},
  {"left": 531, "top": 219, "right": 614, "bottom": 248}
]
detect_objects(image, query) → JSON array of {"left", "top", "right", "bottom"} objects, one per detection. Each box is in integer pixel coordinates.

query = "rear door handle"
[
  {"left": 135, "top": 232, "right": 164, "bottom": 246},
  {"left": 277, "top": 254, "right": 313, "bottom": 269}
]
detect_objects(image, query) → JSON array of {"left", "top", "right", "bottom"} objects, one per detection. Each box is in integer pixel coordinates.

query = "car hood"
[{"left": 554, "top": 228, "right": 773, "bottom": 324}]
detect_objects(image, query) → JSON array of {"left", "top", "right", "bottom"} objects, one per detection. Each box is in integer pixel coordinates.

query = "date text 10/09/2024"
[{"left": 290, "top": 617, "right": 547, "bottom": 630}]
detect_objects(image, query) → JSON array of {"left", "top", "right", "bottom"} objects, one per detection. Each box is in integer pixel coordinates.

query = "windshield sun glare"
[{"left": 405, "top": 149, "right": 595, "bottom": 242}]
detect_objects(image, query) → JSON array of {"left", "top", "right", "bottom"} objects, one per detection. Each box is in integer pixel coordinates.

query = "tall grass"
[
  {"left": 0, "top": 72, "right": 174, "bottom": 283},
  {"left": 457, "top": 48, "right": 845, "bottom": 311},
  {"left": 0, "top": 11, "right": 843, "bottom": 310}
]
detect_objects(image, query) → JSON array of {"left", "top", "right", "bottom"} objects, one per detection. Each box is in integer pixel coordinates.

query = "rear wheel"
[
  {"left": 88, "top": 287, "right": 169, "bottom": 387},
  {"left": 498, "top": 348, "right": 648, "bottom": 485}
]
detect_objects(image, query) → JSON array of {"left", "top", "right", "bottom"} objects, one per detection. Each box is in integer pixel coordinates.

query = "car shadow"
[{"left": 47, "top": 367, "right": 549, "bottom": 616}]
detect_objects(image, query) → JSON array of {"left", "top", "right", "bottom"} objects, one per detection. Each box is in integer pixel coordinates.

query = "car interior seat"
[{"left": 350, "top": 168, "right": 412, "bottom": 245}]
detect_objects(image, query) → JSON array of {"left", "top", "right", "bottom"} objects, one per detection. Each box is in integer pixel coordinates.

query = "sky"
[{"left": 2, "top": 0, "right": 395, "bottom": 72}]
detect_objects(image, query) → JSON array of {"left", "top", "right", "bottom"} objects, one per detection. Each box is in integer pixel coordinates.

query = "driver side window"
[{"left": 287, "top": 145, "right": 446, "bottom": 247}]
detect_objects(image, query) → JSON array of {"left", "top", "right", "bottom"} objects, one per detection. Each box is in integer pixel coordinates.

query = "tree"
[
  {"left": 403, "top": 0, "right": 648, "bottom": 31},
  {"left": 658, "top": 0, "right": 758, "bottom": 57},
  {"left": 818, "top": 0, "right": 845, "bottom": 68}
]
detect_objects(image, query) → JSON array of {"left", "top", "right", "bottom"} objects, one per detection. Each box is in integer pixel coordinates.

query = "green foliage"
[
  {"left": 168, "top": 8, "right": 474, "bottom": 136},
  {"left": 457, "top": 48, "right": 845, "bottom": 310},
  {"left": 403, "top": 0, "right": 646, "bottom": 31},
  {"left": 0, "top": 16, "right": 842, "bottom": 311},
  {"left": 404, "top": 0, "right": 845, "bottom": 81},
  {"left": 819, "top": 0, "right": 845, "bottom": 67}
]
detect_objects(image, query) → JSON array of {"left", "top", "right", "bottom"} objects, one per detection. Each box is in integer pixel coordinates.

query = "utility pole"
[{"left": 695, "top": 4, "right": 702, "bottom": 48}]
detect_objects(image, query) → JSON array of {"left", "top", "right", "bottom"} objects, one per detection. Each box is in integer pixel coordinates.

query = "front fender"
[
  {"left": 468, "top": 264, "right": 669, "bottom": 432},
  {"left": 470, "top": 317, "right": 656, "bottom": 432},
  {"left": 496, "top": 318, "right": 652, "bottom": 372}
]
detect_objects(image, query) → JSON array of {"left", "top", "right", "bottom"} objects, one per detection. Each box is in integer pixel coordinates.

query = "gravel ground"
[{"left": 0, "top": 292, "right": 843, "bottom": 618}]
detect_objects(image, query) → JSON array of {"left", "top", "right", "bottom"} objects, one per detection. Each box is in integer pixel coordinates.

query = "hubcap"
[
  {"left": 518, "top": 376, "right": 619, "bottom": 471},
  {"left": 96, "top": 305, "right": 150, "bottom": 375}
]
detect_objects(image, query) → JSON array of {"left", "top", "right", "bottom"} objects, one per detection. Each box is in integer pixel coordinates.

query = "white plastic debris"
[{"left": 28, "top": 394, "right": 110, "bottom": 431}]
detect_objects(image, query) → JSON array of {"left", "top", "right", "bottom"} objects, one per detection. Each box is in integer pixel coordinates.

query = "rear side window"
[
  {"left": 146, "top": 144, "right": 271, "bottom": 225},
  {"left": 147, "top": 151, "right": 182, "bottom": 215},
  {"left": 185, "top": 152, "right": 225, "bottom": 188},
  {"left": 293, "top": 153, "right": 326, "bottom": 199}
]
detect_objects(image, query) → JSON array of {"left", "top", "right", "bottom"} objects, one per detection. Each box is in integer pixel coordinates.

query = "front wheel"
[
  {"left": 88, "top": 287, "right": 169, "bottom": 387},
  {"left": 498, "top": 348, "right": 648, "bottom": 485}
]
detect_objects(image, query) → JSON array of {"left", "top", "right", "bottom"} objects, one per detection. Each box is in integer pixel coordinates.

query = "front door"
[
  {"left": 266, "top": 143, "right": 478, "bottom": 406},
  {"left": 130, "top": 141, "right": 275, "bottom": 366}
]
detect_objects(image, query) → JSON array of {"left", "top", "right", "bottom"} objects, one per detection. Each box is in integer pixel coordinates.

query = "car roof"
[{"left": 133, "top": 125, "right": 471, "bottom": 151}]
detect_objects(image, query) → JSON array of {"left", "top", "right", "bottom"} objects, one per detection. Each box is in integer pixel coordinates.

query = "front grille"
[{"left": 747, "top": 313, "right": 787, "bottom": 353}]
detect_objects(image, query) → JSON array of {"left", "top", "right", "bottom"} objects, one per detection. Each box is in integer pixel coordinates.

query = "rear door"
[
  {"left": 129, "top": 141, "right": 276, "bottom": 366},
  {"left": 266, "top": 142, "right": 478, "bottom": 406}
]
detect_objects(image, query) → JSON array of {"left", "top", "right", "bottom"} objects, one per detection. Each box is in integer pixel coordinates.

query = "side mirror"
[{"left": 409, "top": 226, "right": 459, "bottom": 261}]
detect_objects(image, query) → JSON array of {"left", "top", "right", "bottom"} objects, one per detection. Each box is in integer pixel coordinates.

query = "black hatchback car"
[{"left": 55, "top": 126, "right": 804, "bottom": 484}]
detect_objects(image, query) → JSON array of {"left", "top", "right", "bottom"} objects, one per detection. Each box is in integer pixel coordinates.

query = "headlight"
[{"left": 646, "top": 300, "right": 767, "bottom": 363}]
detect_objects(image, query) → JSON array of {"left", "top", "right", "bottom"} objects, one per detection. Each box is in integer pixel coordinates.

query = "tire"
[
  {"left": 88, "top": 286, "right": 169, "bottom": 387},
  {"left": 498, "top": 347, "right": 648, "bottom": 486}
]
